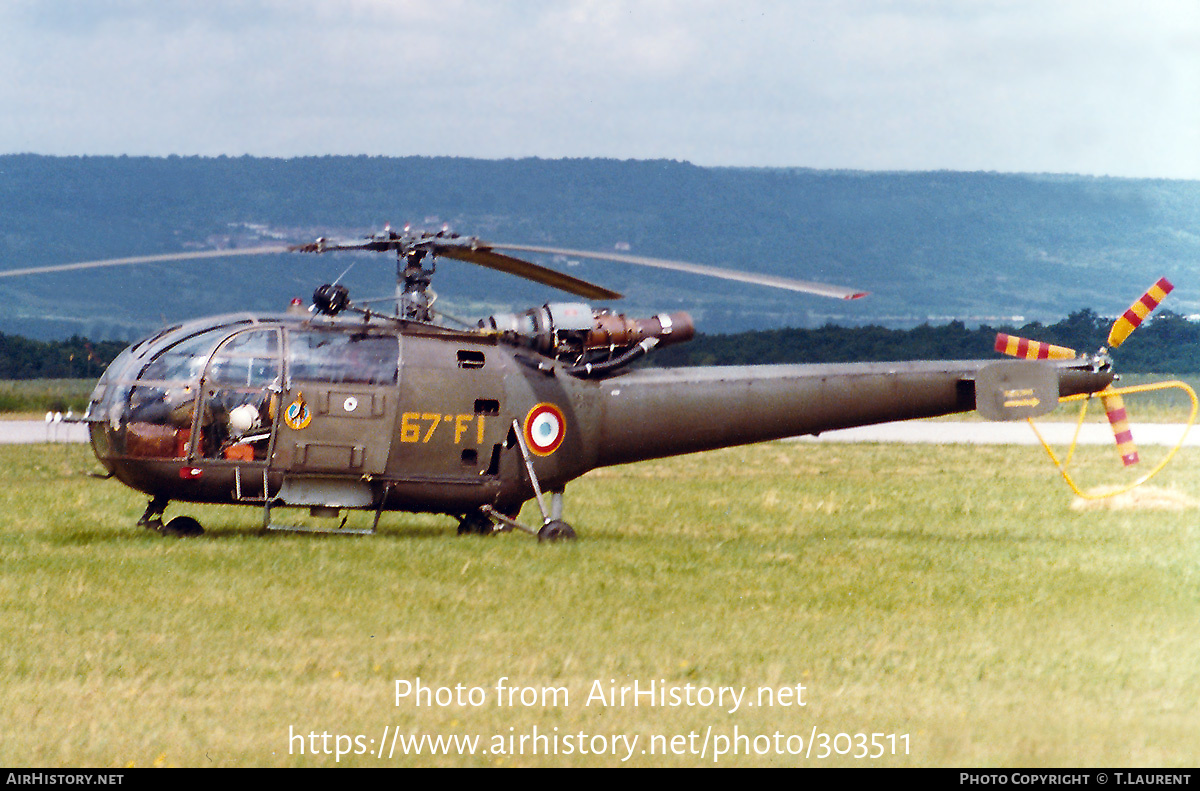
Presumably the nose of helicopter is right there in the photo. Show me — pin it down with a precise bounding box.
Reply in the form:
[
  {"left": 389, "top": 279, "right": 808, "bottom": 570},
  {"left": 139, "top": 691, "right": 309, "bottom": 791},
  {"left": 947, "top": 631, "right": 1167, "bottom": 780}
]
[{"left": 83, "top": 316, "right": 278, "bottom": 466}]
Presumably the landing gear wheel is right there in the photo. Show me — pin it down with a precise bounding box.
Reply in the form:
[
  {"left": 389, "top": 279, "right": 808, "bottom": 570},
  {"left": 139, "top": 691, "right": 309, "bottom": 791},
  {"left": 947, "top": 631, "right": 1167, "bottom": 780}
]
[
  {"left": 161, "top": 516, "right": 204, "bottom": 538},
  {"left": 537, "top": 519, "right": 576, "bottom": 543},
  {"left": 457, "top": 510, "right": 495, "bottom": 536}
]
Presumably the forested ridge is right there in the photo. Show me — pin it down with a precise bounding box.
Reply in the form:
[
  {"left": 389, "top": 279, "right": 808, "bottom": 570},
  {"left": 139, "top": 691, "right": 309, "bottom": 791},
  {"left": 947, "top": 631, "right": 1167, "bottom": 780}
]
[
  {"left": 2, "top": 154, "right": 1198, "bottom": 341},
  {"left": 654, "top": 309, "right": 1200, "bottom": 372},
  {"left": 654, "top": 310, "right": 1200, "bottom": 372},
  {"left": 0, "top": 334, "right": 125, "bottom": 379}
]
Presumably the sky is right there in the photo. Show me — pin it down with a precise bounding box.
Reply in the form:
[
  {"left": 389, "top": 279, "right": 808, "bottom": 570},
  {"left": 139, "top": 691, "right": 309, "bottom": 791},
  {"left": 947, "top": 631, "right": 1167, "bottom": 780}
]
[{"left": 1, "top": 0, "right": 1198, "bottom": 179}]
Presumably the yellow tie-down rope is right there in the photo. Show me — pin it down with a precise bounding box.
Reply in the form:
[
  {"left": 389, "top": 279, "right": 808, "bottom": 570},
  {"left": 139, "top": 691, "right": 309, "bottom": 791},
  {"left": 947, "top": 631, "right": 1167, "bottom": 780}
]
[{"left": 1026, "top": 380, "right": 1198, "bottom": 499}]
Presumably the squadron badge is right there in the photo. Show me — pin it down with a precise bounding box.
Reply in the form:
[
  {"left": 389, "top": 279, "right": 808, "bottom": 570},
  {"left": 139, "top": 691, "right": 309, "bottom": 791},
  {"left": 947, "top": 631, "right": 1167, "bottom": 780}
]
[{"left": 284, "top": 393, "right": 312, "bottom": 430}]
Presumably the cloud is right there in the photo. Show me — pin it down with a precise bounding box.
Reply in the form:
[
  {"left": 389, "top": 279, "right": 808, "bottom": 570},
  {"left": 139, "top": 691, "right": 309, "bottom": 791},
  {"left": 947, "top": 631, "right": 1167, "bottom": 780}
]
[{"left": 1, "top": 0, "right": 1197, "bottom": 178}]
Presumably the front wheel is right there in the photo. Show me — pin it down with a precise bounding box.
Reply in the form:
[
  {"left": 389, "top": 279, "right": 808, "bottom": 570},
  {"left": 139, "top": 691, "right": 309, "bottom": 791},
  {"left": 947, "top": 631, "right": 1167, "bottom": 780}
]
[{"left": 161, "top": 516, "right": 204, "bottom": 538}]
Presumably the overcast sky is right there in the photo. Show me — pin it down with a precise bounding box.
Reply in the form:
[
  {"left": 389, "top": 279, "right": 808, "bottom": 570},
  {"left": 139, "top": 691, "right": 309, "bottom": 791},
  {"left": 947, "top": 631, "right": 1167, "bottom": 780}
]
[{"left": 2, "top": 0, "right": 1197, "bottom": 179}]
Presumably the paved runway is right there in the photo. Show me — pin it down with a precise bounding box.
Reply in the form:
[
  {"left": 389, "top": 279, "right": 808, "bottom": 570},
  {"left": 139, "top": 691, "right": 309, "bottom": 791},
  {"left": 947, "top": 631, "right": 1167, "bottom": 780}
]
[
  {"left": 1, "top": 419, "right": 1195, "bottom": 446},
  {"left": 0, "top": 420, "right": 90, "bottom": 444}
]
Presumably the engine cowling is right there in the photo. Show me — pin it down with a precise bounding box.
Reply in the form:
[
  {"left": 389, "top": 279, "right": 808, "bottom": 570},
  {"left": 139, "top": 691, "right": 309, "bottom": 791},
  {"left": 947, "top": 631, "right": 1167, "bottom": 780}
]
[{"left": 480, "top": 303, "right": 694, "bottom": 373}]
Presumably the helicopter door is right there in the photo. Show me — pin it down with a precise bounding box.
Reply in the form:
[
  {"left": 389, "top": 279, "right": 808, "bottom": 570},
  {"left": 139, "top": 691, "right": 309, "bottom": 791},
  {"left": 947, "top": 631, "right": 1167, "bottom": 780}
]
[
  {"left": 196, "top": 328, "right": 282, "bottom": 466},
  {"left": 384, "top": 337, "right": 508, "bottom": 483},
  {"left": 275, "top": 329, "right": 400, "bottom": 476}
]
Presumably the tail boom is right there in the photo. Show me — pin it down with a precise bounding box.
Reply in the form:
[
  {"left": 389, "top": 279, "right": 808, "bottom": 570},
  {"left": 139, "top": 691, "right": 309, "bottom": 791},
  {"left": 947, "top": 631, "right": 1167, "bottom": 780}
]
[{"left": 590, "top": 359, "right": 1113, "bottom": 468}]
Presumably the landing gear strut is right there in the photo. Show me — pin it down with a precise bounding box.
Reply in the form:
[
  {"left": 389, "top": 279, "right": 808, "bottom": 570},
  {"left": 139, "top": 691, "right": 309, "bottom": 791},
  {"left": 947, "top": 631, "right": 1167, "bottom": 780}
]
[
  {"left": 505, "top": 418, "right": 578, "bottom": 542},
  {"left": 137, "top": 496, "right": 204, "bottom": 537},
  {"left": 457, "top": 509, "right": 496, "bottom": 536},
  {"left": 457, "top": 420, "right": 580, "bottom": 541},
  {"left": 137, "top": 496, "right": 167, "bottom": 532},
  {"left": 471, "top": 491, "right": 576, "bottom": 543}
]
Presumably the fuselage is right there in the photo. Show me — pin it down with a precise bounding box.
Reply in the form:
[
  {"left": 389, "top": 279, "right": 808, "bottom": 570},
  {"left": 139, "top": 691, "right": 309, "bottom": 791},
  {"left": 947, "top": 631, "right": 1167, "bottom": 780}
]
[{"left": 86, "top": 313, "right": 1114, "bottom": 518}]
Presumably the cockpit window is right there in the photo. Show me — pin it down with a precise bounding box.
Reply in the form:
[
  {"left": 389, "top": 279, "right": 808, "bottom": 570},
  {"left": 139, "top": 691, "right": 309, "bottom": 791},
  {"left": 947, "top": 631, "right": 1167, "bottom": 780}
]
[
  {"left": 137, "top": 327, "right": 231, "bottom": 383},
  {"left": 287, "top": 330, "right": 399, "bottom": 385},
  {"left": 206, "top": 329, "right": 281, "bottom": 387},
  {"left": 128, "top": 324, "right": 182, "bottom": 356}
]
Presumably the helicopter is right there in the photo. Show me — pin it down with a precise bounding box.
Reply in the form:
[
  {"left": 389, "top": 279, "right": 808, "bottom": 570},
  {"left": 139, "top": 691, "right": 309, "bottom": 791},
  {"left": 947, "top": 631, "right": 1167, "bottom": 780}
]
[{"left": 4, "top": 225, "right": 1168, "bottom": 541}]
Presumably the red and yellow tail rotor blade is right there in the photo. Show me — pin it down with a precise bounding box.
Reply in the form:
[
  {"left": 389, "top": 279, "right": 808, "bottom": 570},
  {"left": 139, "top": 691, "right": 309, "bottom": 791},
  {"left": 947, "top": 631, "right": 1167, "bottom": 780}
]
[
  {"left": 994, "top": 333, "right": 1077, "bottom": 360},
  {"left": 1108, "top": 277, "right": 1173, "bottom": 349},
  {"left": 1100, "top": 391, "right": 1139, "bottom": 466}
]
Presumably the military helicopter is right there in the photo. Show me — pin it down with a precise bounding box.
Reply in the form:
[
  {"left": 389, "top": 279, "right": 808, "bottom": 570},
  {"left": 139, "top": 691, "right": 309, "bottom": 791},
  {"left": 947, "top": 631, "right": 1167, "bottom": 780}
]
[{"left": 6, "top": 225, "right": 1166, "bottom": 540}]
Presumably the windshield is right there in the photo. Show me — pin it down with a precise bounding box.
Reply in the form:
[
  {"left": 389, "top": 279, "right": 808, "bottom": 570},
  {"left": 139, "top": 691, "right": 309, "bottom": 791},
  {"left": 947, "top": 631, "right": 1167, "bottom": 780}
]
[{"left": 89, "top": 319, "right": 274, "bottom": 460}]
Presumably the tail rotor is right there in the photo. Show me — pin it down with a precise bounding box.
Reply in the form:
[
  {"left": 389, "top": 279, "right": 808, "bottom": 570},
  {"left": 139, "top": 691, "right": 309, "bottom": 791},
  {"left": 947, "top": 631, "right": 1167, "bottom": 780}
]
[
  {"left": 1107, "top": 277, "right": 1173, "bottom": 349},
  {"left": 993, "top": 277, "right": 1174, "bottom": 468},
  {"left": 993, "top": 333, "right": 1076, "bottom": 360},
  {"left": 1099, "top": 391, "right": 1139, "bottom": 467}
]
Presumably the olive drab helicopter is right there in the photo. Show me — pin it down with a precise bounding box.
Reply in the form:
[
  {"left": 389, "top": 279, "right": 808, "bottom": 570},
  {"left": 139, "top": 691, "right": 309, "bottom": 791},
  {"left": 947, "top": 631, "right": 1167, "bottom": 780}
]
[{"left": 3, "top": 226, "right": 1180, "bottom": 540}]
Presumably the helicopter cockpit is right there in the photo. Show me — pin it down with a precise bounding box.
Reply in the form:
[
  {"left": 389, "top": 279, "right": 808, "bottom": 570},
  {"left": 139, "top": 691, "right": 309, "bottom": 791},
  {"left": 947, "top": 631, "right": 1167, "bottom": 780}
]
[
  {"left": 87, "top": 315, "right": 285, "bottom": 464},
  {"left": 86, "top": 311, "right": 401, "bottom": 464}
]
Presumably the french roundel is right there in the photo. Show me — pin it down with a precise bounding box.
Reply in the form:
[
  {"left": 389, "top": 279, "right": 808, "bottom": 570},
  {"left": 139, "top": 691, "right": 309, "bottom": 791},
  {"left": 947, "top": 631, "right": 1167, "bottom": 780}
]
[{"left": 524, "top": 403, "right": 566, "bottom": 456}]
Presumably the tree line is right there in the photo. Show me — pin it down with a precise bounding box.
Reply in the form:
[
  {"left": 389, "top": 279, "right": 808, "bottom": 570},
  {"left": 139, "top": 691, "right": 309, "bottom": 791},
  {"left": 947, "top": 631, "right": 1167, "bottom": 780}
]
[
  {"left": 0, "top": 334, "right": 126, "bottom": 380},
  {"left": 651, "top": 310, "right": 1200, "bottom": 373},
  {"left": 1, "top": 309, "right": 1196, "bottom": 381}
]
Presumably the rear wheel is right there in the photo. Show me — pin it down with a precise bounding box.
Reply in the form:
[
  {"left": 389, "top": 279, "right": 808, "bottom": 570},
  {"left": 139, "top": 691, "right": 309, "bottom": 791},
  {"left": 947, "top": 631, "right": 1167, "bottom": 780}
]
[{"left": 537, "top": 520, "right": 576, "bottom": 543}]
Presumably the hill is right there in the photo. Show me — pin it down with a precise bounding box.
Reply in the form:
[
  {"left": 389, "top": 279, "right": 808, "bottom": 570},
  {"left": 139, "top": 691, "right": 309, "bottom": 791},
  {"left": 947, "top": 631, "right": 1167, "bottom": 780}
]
[{"left": 0, "top": 155, "right": 1198, "bottom": 339}]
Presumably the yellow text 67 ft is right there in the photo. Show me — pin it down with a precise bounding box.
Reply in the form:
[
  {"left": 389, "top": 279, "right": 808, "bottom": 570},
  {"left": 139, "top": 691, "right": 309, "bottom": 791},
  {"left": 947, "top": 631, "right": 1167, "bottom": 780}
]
[{"left": 399, "top": 412, "right": 486, "bottom": 444}]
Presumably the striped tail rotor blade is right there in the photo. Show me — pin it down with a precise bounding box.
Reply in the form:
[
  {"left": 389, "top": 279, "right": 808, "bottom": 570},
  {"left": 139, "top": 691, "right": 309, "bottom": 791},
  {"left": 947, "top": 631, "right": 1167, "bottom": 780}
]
[
  {"left": 994, "top": 333, "right": 1077, "bottom": 360},
  {"left": 1100, "top": 392, "right": 1139, "bottom": 466},
  {"left": 1108, "top": 277, "right": 1174, "bottom": 348}
]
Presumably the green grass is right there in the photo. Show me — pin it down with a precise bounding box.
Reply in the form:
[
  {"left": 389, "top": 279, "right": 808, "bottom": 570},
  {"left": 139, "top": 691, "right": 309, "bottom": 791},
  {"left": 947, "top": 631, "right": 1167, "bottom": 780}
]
[
  {"left": 1, "top": 442, "right": 1198, "bottom": 767},
  {"left": 1096, "top": 374, "right": 1200, "bottom": 421},
  {"left": 0, "top": 379, "right": 96, "bottom": 416}
]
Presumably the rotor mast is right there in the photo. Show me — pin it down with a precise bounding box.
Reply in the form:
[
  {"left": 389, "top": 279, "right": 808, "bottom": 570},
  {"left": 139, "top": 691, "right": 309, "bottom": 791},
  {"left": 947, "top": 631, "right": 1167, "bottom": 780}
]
[{"left": 398, "top": 244, "right": 437, "bottom": 321}]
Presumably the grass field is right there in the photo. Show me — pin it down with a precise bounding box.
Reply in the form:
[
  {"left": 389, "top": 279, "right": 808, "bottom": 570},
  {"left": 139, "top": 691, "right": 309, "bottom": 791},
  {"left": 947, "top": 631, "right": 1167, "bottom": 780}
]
[
  {"left": 0, "top": 379, "right": 97, "bottom": 417},
  {"left": 1, "top": 440, "right": 1198, "bottom": 767}
]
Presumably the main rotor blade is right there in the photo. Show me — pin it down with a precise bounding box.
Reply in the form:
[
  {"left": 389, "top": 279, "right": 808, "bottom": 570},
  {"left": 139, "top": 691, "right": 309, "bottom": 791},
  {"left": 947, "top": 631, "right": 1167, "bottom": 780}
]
[
  {"left": 0, "top": 246, "right": 291, "bottom": 278},
  {"left": 6, "top": 233, "right": 868, "bottom": 303},
  {"left": 433, "top": 244, "right": 622, "bottom": 300},
  {"left": 289, "top": 234, "right": 624, "bottom": 300},
  {"left": 485, "top": 243, "right": 869, "bottom": 301}
]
